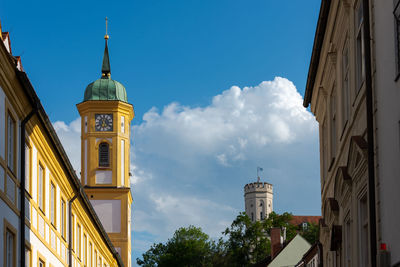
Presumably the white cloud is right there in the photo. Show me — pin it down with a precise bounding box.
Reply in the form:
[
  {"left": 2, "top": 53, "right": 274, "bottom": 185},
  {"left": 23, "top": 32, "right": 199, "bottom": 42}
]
[
  {"left": 53, "top": 117, "right": 81, "bottom": 176},
  {"left": 53, "top": 77, "right": 320, "bottom": 258}
]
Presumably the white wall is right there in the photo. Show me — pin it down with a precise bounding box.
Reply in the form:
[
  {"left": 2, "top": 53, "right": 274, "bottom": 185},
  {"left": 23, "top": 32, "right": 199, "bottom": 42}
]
[
  {"left": 374, "top": 0, "right": 400, "bottom": 264},
  {"left": 90, "top": 199, "right": 121, "bottom": 233},
  {"left": 0, "top": 86, "right": 5, "bottom": 160}
]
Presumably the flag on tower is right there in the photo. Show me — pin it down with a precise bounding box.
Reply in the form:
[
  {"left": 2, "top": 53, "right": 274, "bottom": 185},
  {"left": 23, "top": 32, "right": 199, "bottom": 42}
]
[{"left": 257, "top": 167, "right": 263, "bottom": 183}]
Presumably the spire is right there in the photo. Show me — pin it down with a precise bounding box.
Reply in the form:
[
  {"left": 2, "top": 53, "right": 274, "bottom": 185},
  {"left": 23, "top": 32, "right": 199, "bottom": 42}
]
[{"left": 102, "top": 17, "right": 111, "bottom": 77}]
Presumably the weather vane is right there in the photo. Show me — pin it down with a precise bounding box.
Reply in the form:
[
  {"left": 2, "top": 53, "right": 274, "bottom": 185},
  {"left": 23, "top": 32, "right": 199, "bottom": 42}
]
[{"left": 105, "top": 17, "right": 109, "bottom": 40}]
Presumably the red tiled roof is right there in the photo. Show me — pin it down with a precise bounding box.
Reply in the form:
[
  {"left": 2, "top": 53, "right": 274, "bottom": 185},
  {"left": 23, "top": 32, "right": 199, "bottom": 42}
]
[{"left": 290, "top": 215, "right": 321, "bottom": 225}]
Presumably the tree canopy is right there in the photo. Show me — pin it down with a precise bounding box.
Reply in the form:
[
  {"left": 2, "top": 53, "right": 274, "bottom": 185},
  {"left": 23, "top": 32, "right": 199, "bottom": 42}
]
[{"left": 137, "top": 212, "right": 319, "bottom": 267}]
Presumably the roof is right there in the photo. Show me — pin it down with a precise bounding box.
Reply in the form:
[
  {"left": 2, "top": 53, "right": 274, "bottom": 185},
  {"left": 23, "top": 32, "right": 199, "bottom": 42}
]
[
  {"left": 268, "top": 235, "right": 311, "bottom": 267},
  {"left": 83, "top": 38, "right": 127, "bottom": 102},
  {"left": 290, "top": 215, "right": 322, "bottom": 226},
  {"left": 303, "top": 0, "right": 332, "bottom": 107}
]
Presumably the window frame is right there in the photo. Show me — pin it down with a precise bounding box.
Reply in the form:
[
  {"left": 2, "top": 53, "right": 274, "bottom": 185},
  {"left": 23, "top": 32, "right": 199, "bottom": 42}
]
[
  {"left": 24, "top": 141, "right": 32, "bottom": 195},
  {"left": 4, "top": 220, "right": 17, "bottom": 267},
  {"left": 341, "top": 40, "right": 350, "bottom": 134},
  {"left": 37, "top": 252, "right": 46, "bottom": 267},
  {"left": 330, "top": 89, "right": 337, "bottom": 162},
  {"left": 89, "top": 242, "right": 93, "bottom": 267},
  {"left": 38, "top": 162, "right": 45, "bottom": 214},
  {"left": 98, "top": 142, "right": 110, "bottom": 168},
  {"left": 72, "top": 214, "right": 75, "bottom": 252},
  {"left": 77, "top": 223, "right": 81, "bottom": 260},
  {"left": 61, "top": 198, "right": 66, "bottom": 240},
  {"left": 25, "top": 244, "right": 32, "bottom": 267},
  {"left": 84, "top": 233, "right": 87, "bottom": 266},
  {"left": 355, "top": 0, "right": 365, "bottom": 91},
  {"left": 50, "top": 181, "right": 56, "bottom": 227},
  {"left": 6, "top": 112, "right": 17, "bottom": 175},
  {"left": 358, "top": 192, "right": 369, "bottom": 267}
]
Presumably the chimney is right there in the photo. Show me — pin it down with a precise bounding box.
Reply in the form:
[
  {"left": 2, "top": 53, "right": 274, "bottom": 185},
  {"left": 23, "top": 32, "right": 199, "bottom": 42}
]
[{"left": 271, "top": 227, "right": 281, "bottom": 259}]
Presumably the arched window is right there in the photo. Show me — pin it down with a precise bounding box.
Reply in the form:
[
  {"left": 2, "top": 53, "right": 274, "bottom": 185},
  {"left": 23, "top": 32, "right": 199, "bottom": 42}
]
[{"left": 99, "top": 142, "right": 110, "bottom": 167}]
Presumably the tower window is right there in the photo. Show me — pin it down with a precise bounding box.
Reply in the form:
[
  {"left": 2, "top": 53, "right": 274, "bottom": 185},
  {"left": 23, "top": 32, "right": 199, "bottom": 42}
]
[{"left": 99, "top": 142, "right": 110, "bottom": 167}]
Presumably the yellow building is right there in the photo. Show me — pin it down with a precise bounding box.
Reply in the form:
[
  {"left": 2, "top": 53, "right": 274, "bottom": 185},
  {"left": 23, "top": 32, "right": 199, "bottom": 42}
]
[
  {"left": 77, "top": 33, "right": 134, "bottom": 267},
  {"left": 0, "top": 21, "right": 123, "bottom": 266}
]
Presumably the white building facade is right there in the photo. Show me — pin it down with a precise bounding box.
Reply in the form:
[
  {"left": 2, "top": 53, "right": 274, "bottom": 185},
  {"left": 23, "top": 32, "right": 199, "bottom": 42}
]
[
  {"left": 244, "top": 181, "right": 273, "bottom": 222},
  {"left": 304, "top": 0, "right": 400, "bottom": 266}
]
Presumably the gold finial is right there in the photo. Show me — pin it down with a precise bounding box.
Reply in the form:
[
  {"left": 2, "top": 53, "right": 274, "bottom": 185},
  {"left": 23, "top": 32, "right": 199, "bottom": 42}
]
[{"left": 104, "top": 17, "right": 109, "bottom": 40}]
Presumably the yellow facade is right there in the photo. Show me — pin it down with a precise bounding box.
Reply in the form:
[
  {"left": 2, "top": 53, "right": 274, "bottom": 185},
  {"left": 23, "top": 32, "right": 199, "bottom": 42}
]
[
  {"left": 77, "top": 95, "right": 134, "bottom": 267},
  {"left": 0, "top": 21, "right": 123, "bottom": 266}
]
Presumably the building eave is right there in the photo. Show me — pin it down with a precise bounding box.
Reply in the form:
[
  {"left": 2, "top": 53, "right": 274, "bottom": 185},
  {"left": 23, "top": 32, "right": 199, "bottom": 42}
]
[{"left": 303, "top": 0, "right": 332, "bottom": 108}]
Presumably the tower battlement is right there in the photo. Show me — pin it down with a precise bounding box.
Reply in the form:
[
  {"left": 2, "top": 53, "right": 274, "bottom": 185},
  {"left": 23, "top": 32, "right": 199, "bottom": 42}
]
[
  {"left": 244, "top": 182, "right": 273, "bottom": 194},
  {"left": 244, "top": 180, "right": 273, "bottom": 222}
]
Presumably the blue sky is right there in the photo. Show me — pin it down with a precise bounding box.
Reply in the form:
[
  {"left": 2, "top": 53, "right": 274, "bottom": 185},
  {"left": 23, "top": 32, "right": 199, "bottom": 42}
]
[{"left": 1, "top": 0, "right": 322, "bottom": 265}]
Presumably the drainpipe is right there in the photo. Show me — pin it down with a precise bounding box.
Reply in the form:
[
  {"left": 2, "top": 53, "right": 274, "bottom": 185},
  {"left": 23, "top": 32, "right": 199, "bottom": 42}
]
[
  {"left": 20, "top": 108, "right": 37, "bottom": 267},
  {"left": 68, "top": 193, "right": 78, "bottom": 267},
  {"left": 362, "top": 0, "right": 377, "bottom": 266}
]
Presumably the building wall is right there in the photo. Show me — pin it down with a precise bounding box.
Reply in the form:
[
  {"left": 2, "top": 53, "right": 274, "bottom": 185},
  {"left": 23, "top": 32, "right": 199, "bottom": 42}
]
[
  {"left": 244, "top": 182, "right": 273, "bottom": 222},
  {"left": 306, "top": 0, "right": 374, "bottom": 266},
  {"left": 373, "top": 0, "right": 400, "bottom": 264},
  {"left": 0, "top": 26, "right": 121, "bottom": 266}
]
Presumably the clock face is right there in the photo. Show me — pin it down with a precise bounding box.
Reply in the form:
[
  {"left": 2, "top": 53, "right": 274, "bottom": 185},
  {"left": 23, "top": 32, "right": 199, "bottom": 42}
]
[{"left": 95, "top": 114, "right": 113, "bottom": 131}]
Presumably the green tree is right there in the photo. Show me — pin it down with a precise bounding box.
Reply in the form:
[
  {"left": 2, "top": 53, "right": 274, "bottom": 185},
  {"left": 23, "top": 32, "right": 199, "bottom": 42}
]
[
  {"left": 136, "top": 225, "right": 223, "bottom": 267},
  {"left": 299, "top": 222, "right": 319, "bottom": 245},
  {"left": 222, "top": 212, "right": 270, "bottom": 266},
  {"left": 262, "top": 211, "right": 297, "bottom": 241}
]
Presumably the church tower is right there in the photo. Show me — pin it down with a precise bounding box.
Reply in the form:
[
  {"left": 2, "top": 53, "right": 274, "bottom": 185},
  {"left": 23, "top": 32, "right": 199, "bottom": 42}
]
[
  {"left": 244, "top": 180, "right": 273, "bottom": 222},
  {"left": 77, "top": 29, "right": 134, "bottom": 267}
]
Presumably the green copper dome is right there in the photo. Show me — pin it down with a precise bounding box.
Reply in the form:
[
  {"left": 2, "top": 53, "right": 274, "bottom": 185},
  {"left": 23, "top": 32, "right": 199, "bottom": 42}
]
[
  {"left": 83, "top": 38, "right": 128, "bottom": 102},
  {"left": 84, "top": 77, "right": 127, "bottom": 102}
]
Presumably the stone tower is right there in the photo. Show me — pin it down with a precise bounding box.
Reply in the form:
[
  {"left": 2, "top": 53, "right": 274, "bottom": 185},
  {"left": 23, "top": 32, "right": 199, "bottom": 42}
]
[
  {"left": 77, "top": 32, "right": 134, "bottom": 266},
  {"left": 244, "top": 181, "right": 273, "bottom": 222}
]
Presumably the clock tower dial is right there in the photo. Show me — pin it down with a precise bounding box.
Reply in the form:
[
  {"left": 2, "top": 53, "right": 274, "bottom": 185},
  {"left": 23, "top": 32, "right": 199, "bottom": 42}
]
[{"left": 95, "top": 114, "right": 113, "bottom": 131}]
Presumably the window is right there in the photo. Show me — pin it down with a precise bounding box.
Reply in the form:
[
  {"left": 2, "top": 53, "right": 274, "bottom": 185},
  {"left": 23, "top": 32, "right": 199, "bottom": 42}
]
[
  {"left": 394, "top": 1, "right": 400, "bottom": 79},
  {"left": 38, "top": 259, "right": 45, "bottom": 267},
  {"left": 344, "top": 216, "right": 351, "bottom": 266},
  {"left": 251, "top": 212, "right": 254, "bottom": 222},
  {"left": 38, "top": 164, "right": 45, "bottom": 212},
  {"left": 302, "top": 222, "right": 309, "bottom": 231},
  {"left": 25, "top": 143, "right": 31, "bottom": 193},
  {"left": 5, "top": 228, "right": 15, "bottom": 267},
  {"left": 7, "top": 113, "right": 16, "bottom": 173},
  {"left": 84, "top": 234, "right": 87, "bottom": 265},
  {"left": 359, "top": 194, "right": 369, "bottom": 266},
  {"left": 25, "top": 246, "right": 31, "bottom": 267},
  {"left": 342, "top": 44, "right": 350, "bottom": 125},
  {"left": 355, "top": 1, "right": 365, "bottom": 90},
  {"left": 330, "top": 92, "right": 337, "bottom": 160},
  {"left": 72, "top": 214, "right": 75, "bottom": 251},
  {"left": 99, "top": 143, "right": 110, "bottom": 167},
  {"left": 321, "top": 121, "right": 328, "bottom": 182},
  {"left": 260, "top": 212, "right": 263, "bottom": 220},
  {"left": 77, "top": 224, "right": 81, "bottom": 259},
  {"left": 61, "top": 199, "right": 66, "bottom": 239},
  {"left": 89, "top": 242, "right": 93, "bottom": 267},
  {"left": 50, "top": 182, "right": 56, "bottom": 226}
]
